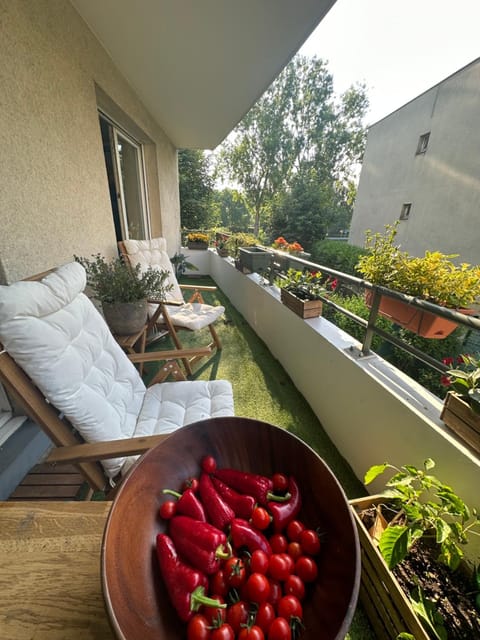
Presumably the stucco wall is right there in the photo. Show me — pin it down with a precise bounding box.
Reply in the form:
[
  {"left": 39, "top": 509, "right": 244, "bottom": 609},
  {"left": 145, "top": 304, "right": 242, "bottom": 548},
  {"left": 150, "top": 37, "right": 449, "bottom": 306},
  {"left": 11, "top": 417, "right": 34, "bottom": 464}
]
[
  {"left": 0, "top": 0, "right": 180, "bottom": 283},
  {"left": 349, "top": 59, "right": 480, "bottom": 265}
]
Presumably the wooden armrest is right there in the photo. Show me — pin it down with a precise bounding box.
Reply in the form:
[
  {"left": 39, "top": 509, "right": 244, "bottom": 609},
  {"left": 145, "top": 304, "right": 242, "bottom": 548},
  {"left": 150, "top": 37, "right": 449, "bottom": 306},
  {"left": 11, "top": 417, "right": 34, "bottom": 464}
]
[
  {"left": 180, "top": 284, "right": 217, "bottom": 292},
  {"left": 45, "top": 434, "right": 171, "bottom": 464},
  {"left": 127, "top": 346, "right": 211, "bottom": 364},
  {"left": 148, "top": 297, "right": 184, "bottom": 307}
]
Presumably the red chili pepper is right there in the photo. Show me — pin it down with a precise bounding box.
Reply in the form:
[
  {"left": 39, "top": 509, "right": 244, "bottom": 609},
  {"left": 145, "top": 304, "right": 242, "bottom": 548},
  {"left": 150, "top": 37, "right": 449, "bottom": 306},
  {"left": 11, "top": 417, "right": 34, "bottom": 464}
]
[
  {"left": 268, "top": 476, "right": 302, "bottom": 533},
  {"left": 230, "top": 518, "right": 272, "bottom": 556},
  {"left": 211, "top": 476, "right": 256, "bottom": 519},
  {"left": 199, "top": 472, "right": 236, "bottom": 530},
  {"left": 162, "top": 487, "right": 207, "bottom": 522},
  {"left": 169, "top": 515, "right": 231, "bottom": 575},
  {"left": 156, "top": 533, "right": 226, "bottom": 622},
  {"left": 213, "top": 468, "right": 290, "bottom": 505}
]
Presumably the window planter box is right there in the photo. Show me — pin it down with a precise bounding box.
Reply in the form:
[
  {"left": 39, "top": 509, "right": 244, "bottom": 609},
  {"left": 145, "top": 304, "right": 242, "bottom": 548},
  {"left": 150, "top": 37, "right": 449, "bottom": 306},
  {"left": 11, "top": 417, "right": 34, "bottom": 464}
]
[
  {"left": 187, "top": 241, "right": 209, "bottom": 250},
  {"left": 238, "top": 246, "right": 272, "bottom": 273},
  {"left": 349, "top": 496, "right": 429, "bottom": 640},
  {"left": 280, "top": 288, "right": 322, "bottom": 319},
  {"left": 441, "top": 392, "right": 480, "bottom": 454},
  {"left": 365, "top": 290, "right": 461, "bottom": 339}
]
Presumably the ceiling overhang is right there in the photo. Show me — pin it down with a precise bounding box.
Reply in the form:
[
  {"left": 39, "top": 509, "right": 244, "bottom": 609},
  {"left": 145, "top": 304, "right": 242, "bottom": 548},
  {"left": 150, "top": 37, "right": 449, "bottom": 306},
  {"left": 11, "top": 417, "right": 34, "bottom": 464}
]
[{"left": 70, "top": 0, "right": 336, "bottom": 149}]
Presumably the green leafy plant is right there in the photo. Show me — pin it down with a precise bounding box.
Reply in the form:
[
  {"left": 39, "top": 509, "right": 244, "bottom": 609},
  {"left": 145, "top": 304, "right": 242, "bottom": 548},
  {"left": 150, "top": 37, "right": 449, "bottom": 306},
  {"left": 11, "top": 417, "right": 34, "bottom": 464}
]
[
  {"left": 277, "top": 268, "right": 325, "bottom": 301},
  {"left": 364, "top": 458, "right": 480, "bottom": 571},
  {"left": 74, "top": 254, "right": 172, "bottom": 304},
  {"left": 356, "top": 222, "right": 480, "bottom": 308},
  {"left": 170, "top": 252, "right": 199, "bottom": 279},
  {"left": 444, "top": 354, "right": 480, "bottom": 414},
  {"left": 224, "top": 232, "right": 259, "bottom": 259}
]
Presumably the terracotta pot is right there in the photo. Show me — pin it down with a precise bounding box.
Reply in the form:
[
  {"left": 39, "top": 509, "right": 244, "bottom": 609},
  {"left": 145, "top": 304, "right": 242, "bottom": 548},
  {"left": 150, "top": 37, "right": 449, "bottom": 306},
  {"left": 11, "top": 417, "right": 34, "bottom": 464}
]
[
  {"left": 365, "top": 290, "right": 466, "bottom": 339},
  {"left": 102, "top": 299, "right": 148, "bottom": 335},
  {"left": 281, "top": 288, "right": 323, "bottom": 319},
  {"left": 441, "top": 392, "right": 480, "bottom": 454}
]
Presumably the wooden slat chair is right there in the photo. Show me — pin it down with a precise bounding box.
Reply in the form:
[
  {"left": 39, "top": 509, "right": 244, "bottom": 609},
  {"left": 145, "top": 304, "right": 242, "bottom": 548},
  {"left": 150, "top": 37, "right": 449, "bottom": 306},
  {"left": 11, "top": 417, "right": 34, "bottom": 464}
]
[
  {"left": 119, "top": 238, "right": 224, "bottom": 375},
  {"left": 0, "top": 262, "right": 234, "bottom": 495}
]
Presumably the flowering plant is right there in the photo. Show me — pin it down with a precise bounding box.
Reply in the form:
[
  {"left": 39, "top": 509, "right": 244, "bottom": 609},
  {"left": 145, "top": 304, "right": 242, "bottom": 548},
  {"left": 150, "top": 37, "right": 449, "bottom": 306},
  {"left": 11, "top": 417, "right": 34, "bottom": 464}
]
[
  {"left": 187, "top": 232, "right": 209, "bottom": 244},
  {"left": 278, "top": 268, "right": 325, "bottom": 301},
  {"left": 442, "top": 354, "right": 480, "bottom": 413},
  {"left": 272, "top": 237, "right": 304, "bottom": 255}
]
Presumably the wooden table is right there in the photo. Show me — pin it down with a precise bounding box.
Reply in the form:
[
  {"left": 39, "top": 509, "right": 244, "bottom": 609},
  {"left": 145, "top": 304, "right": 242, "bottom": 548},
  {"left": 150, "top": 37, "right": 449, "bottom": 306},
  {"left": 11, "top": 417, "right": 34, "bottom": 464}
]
[
  {"left": 0, "top": 501, "right": 115, "bottom": 640},
  {"left": 114, "top": 325, "right": 148, "bottom": 375}
]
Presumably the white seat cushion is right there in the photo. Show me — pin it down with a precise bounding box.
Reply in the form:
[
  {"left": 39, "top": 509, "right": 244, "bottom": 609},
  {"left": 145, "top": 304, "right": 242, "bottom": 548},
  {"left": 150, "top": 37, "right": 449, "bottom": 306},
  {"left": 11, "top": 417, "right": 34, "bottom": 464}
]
[{"left": 163, "top": 302, "right": 224, "bottom": 331}]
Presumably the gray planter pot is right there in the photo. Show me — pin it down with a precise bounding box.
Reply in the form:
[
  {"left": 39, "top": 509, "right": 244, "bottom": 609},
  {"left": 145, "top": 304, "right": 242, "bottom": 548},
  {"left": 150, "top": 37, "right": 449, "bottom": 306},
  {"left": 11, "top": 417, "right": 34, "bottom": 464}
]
[
  {"left": 239, "top": 246, "right": 272, "bottom": 273},
  {"left": 102, "top": 299, "right": 148, "bottom": 335}
]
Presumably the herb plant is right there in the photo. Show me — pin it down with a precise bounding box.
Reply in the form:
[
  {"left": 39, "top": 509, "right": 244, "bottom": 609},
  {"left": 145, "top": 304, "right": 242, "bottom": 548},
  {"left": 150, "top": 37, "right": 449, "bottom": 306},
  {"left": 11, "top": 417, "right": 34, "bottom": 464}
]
[
  {"left": 277, "top": 268, "right": 325, "bottom": 301},
  {"left": 445, "top": 354, "right": 480, "bottom": 414}
]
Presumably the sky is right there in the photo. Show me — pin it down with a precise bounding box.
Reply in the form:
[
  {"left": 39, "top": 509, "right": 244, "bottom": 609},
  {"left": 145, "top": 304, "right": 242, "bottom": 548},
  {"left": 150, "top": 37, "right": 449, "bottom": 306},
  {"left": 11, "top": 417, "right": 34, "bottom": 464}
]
[{"left": 299, "top": 0, "right": 480, "bottom": 126}]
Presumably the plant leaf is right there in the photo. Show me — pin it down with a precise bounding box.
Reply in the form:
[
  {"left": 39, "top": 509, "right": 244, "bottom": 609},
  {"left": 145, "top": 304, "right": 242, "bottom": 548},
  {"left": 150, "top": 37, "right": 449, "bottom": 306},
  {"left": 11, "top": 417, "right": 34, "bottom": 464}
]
[
  {"left": 424, "top": 458, "right": 435, "bottom": 471},
  {"left": 364, "top": 463, "right": 389, "bottom": 485},
  {"left": 409, "top": 586, "right": 447, "bottom": 640},
  {"left": 378, "top": 525, "right": 410, "bottom": 569},
  {"left": 435, "top": 518, "right": 451, "bottom": 544}
]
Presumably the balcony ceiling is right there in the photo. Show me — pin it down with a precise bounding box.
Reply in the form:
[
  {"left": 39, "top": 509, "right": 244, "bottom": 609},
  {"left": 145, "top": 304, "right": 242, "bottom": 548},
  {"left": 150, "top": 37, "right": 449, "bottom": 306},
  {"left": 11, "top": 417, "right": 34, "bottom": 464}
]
[{"left": 70, "top": 0, "right": 336, "bottom": 149}]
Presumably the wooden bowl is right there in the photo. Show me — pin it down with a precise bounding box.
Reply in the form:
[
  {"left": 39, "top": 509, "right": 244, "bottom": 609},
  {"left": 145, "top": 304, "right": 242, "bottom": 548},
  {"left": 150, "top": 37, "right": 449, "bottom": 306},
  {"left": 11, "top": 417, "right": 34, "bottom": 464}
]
[{"left": 102, "top": 417, "right": 360, "bottom": 639}]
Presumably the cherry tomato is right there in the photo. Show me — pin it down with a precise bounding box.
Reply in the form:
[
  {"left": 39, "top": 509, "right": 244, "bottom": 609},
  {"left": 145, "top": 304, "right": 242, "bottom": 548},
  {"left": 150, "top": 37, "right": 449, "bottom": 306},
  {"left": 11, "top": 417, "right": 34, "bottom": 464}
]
[
  {"left": 268, "top": 553, "right": 292, "bottom": 582},
  {"left": 255, "top": 602, "right": 275, "bottom": 634},
  {"left": 182, "top": 477, "right": 199, "bottom": 493},
  {"left": 283, "top": 574, "right": 306, "bottom": 601},
  {"left": 268, "top": 617, "right": 291, "bottom": 640},
  {"left": 187, "top": 614, "right": 210, "bottom": 640},
  {"left": 251, "top": 506, "right": 271, "bottom": 530},
  {"left": 269, "top": 533, "right": 288, "bottom": 554},
  {"left": 201, "top": 455, "right": 217, "bottom": 474},
  {"left": 287, "top": 541, "right": 302, "bottom": 561},
  {"left": 295, "top": 556, "right": 318, "bottom": 583},
  {"left": 272, "top": 473, "right": 289, "bottom": 492},
  {"left": 158, "top": 500, "right": 176, "bottom": 519},
  {"left": 286, "top": 520, "right": 305, "bottom": 542},
  {"left": 201, "top": 595, "right": 226, "bottom": 626},
  {"left": 226, "top": 600, "right": 249, "bottom": 634},
  {"left": 250, "top": 549, "right": 270, "bottom": 575},
  {"left": 277, "top": 594, "right": 303, "bottom": 621},
  {"left": 210, "top": 569, "right": 229, "bottom": 598},
  {"left": 224, "top": 557, "right": 247, "bottom": 589},
  {"left": 210, "top": 623, "right": 234, "bottom": 640},
  {"left": 238, "top": 625, "right": 265, "bottom": 640},
  {"left": 299, "top": 529, "right": 321, "bottom": 556},
  {"left": 266, "top": 578, "right": 282, "bottom": 607},
  {"left": 245, "top": 572, "right": 271, "bottom": 603}
]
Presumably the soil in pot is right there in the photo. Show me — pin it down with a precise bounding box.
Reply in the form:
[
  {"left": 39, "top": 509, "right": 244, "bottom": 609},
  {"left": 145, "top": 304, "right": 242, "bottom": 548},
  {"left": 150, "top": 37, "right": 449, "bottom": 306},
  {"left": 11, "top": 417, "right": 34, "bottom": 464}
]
[{"left": 360, "top": 506, "right": 480, "bottom": 639}]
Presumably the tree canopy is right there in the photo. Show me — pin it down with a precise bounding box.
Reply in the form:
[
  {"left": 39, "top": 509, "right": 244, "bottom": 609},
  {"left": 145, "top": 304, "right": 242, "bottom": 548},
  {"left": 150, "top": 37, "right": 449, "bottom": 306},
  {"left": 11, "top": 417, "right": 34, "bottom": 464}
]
[
  {"left": 216, "top": 55, "right": 369, "bottom": 245},
  {"left": 178, "top": 149, "right": 214, "bottom": 229}
]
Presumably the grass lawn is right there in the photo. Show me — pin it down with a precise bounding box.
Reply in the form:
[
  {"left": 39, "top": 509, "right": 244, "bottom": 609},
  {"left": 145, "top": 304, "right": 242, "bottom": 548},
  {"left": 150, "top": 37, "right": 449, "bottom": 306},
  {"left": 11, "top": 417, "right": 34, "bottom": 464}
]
[{"left": 143, "top": 276, "right": 375, "bottom": 639}]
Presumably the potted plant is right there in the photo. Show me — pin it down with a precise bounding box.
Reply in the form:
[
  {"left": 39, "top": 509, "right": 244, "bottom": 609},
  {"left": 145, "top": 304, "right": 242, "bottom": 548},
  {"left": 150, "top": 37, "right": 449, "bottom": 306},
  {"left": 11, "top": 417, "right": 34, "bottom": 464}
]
[
  {"left": 223, "top": 232, "right": 259, "bottom": 270},
  {"left": 271, "top": 237, "right": 311, "bottom": 271},
  {"left": 215, "top": 237, "right": 229, "bottom": 258},
  {"left": 170, "top": 252, "right": 199, "bottom": 278},
  {"left": 278, "top": 268, "right": 325, "bottom": 318},
  {"left": 75, "top": 253, "right": 172, "bottom": 335},
  {"left": 186, "top": 232, "right": 209, "bottom": 250},
  {"left": 441, "top": 354, "right": 480, "bottom": 454},
  {"left": 356, "top": 223, "right": 480, "bottom": 339},
  {"left": 350, "top": 459, "right": 480, "bottom": 639}
]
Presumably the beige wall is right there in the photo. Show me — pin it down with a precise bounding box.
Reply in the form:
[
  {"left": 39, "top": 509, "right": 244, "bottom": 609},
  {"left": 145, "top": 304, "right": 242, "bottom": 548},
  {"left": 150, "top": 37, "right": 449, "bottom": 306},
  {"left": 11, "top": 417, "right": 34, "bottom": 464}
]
[
  {"left": 0, "top": 0, "right": 180, "bottom": 283},
  {"left": 349, "top": 59, "right": 480, "bottom": 265}
]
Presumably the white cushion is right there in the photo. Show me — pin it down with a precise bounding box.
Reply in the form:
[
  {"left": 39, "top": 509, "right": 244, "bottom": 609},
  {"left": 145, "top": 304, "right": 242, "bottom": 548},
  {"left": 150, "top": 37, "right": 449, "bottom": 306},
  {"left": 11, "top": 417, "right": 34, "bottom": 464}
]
[
  {"left": 162, "top": 302, "right": 225, "bottom": 331},
  {"left": 0, "top": 263, "right": 147, "bottom": 479}
]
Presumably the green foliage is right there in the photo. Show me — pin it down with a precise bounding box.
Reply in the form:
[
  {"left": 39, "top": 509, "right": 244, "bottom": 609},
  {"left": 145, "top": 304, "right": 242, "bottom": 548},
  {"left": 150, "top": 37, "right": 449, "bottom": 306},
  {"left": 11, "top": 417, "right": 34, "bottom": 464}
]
[
  {"left": 409, "top": 586, "right": 447, "bottom": 640},
  {"left": 224, "top": 232, "right": 259, "bottom": 258},
  {"left": 311, "top": 240, "right": 367, "bottom": 276},
  {"left": 445, "top": 354, "right": 480, "bottom": 413},
  {"left": 356, "top": 222, "right": 480, "bottom": 308},
  {"left": 74, "top": 254, "right": 172, "bottom": 304},
  {"left": 364, "top": 459, "right": 480, "bottom": 571},
  {"left": 211, "top": 188, "right": 251, "bottom": 231},
  {"left": 217, "top": 55, "right": 368, "bottom": 236},
  {"left": 178, "top": 150, "right": 214, "bottom": 229},
  {"left": 170, "top": 253, "right": 198, "bottom": 279},
  {"left": 277, "top": 268, "right": 325, "bottom": 301}
]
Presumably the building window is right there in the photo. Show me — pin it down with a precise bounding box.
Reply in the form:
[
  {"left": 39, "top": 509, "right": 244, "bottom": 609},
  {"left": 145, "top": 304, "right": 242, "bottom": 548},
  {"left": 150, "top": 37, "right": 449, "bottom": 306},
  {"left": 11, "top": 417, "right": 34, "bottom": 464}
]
[
  {"left": 400, "top": 203, "right": 412, "bottom": 220},
  {"left": 416, "top": 132, "right": 430, "bottom": 154}
]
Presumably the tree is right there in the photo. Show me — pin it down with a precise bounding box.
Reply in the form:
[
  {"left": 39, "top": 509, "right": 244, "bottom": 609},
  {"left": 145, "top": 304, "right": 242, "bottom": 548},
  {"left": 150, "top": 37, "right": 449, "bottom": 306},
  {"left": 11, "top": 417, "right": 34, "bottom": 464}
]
[
  {"left": 178, "top": 149, "right": 214, "bottom": 229},
  {"left": 211, "top": 188, "right": 251, "bottom": 231},
  {"left": 216, "top": 55, "right": 368, "bottom": 237}
]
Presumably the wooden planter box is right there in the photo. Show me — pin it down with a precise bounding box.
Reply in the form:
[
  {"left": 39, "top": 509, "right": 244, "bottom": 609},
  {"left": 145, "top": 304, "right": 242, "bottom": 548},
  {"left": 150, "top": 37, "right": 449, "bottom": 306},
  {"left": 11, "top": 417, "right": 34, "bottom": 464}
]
[
  {"left": 441, "top": 392, "right": 480, "bottom": 454},
  {"left": 238, "top": 246, "right": 272, "bottom": 273},
  {"left": 280, "top": 288, "right": 322, "bottom": 319},
  {"left": 365, "top": 290, "right": 460, "bottom": 339},
  {"left": 187, "top": 241, "right": 209, "bottom": 250},
  {"left": 349, "top": 496, "right": 429, "bottom": 640}
]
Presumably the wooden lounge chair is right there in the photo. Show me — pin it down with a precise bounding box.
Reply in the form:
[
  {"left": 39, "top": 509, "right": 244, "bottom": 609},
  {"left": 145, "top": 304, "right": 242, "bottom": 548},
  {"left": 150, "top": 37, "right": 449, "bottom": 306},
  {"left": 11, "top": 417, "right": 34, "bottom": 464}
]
[
  {"left": 119, "top": 237, "right": 224, "bottom": 375},
  {"left": 0, "top": 262, "right": 234, "bottom": 494}
]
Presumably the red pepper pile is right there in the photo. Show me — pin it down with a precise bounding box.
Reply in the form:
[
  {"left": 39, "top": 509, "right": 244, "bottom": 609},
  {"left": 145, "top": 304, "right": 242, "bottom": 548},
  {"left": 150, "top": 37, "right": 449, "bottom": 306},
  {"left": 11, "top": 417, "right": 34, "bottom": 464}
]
[{"left": 155, "top": 456, "right": 322, "bottom": 640}]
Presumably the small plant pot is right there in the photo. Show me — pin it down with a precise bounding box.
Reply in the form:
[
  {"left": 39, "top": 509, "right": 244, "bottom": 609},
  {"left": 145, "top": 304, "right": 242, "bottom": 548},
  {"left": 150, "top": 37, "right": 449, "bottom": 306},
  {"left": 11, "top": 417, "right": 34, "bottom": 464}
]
[
  {"left": 216, "top": 248, "right": 229, "bottom": 257},
  {"left": 187, "top": 241, "right": 209, "bottom": 250},
  {"left": 280, "top": 288, "right": 323, "bottom": 319},
  {"left": 102, "top": 299, "right": 148, "bottom": 335},
  {"left": 441, "top": 392, "right": 480, "bottom": 454}
]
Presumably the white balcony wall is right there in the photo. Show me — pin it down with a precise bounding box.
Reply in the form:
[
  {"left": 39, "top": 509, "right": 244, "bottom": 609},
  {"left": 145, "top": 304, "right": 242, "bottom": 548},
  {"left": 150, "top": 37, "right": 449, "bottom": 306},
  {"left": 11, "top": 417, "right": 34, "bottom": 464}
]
[{"left": 188, "top": 250, "right": 480, "bottom": 559}]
